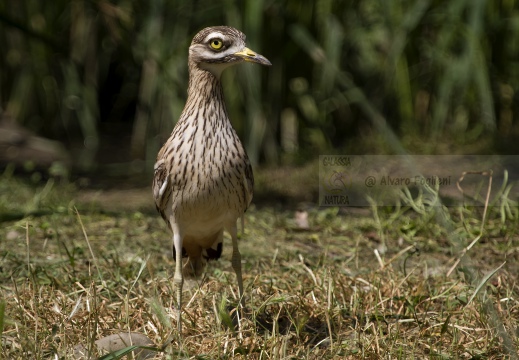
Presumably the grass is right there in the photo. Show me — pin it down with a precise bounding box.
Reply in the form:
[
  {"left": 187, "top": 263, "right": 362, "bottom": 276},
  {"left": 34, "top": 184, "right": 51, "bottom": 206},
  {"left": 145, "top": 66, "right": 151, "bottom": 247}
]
[{"left": 0, "top": 171, "right": 518, "bottom": 359}]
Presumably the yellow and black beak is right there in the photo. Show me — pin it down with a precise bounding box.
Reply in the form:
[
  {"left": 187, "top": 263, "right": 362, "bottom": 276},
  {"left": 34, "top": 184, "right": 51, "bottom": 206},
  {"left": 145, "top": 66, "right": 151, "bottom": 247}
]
[{"left": 234, "top": 47, "right": 272, "bottom": 66}]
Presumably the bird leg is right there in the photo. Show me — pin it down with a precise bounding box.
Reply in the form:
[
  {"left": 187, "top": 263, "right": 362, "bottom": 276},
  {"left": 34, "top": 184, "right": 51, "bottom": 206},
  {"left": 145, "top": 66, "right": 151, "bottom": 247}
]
[
  {"left": 229, "top": 223, "right": 244, "bottom": 309},
  {"left": 172, "top": 224, "right": 184, "bottom": 333}
]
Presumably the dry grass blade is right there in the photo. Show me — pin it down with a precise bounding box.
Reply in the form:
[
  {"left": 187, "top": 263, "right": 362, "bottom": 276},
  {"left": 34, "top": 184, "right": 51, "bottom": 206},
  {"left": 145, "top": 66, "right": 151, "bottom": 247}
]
[
  {"left": 447, "top": 170, "right": 493, "bottom": 277},
  {"left": 379, "top": 244, "right": 416, "bottom": 270},
  {"left": 0, "top": 299, "right": 5, "bottom": 355},
  {"left": 466, "top": 261, "right": 506, "bottom": 307},
  {"left": 456, "top": 170, "right": 493, "bottom": 233},
  {"left": 74, "top": 206, "right": 104, "bottom": 284}
]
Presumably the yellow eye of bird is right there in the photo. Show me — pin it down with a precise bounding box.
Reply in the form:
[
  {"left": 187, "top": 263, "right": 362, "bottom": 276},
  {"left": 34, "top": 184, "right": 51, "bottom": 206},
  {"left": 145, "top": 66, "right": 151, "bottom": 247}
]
[{"left": 210, "top": 39, "right": 223, "bottom": 50}]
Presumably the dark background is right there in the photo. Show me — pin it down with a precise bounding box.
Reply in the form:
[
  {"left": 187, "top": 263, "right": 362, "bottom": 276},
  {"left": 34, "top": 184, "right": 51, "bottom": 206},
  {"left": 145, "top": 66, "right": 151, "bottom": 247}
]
[{"left": 1, "top": 0, "right": 519, "bottom": 181}]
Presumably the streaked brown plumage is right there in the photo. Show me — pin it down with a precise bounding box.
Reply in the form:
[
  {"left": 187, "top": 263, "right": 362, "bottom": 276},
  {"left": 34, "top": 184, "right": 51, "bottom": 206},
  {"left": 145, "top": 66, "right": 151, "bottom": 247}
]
[{"left": 152, "top": 26, "right": 271, "bottom": 332}]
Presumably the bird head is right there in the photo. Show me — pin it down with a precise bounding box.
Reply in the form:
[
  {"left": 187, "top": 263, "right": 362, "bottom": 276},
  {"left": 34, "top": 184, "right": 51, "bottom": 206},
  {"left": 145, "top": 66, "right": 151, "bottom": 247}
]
[{"left": 189, "top": 26, "right": 271, "bottom": 78}]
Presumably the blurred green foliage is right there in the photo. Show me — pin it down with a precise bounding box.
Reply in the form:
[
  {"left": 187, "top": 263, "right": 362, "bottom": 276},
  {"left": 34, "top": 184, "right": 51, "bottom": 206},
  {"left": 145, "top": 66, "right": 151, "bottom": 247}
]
[{"left": 1, "top": 0, "right": 519, "bottom": 173}]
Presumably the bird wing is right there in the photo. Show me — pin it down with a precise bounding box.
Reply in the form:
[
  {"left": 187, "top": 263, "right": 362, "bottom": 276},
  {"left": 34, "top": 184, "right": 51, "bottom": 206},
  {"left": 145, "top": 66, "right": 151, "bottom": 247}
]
[{"left": 153, "top": 157, "right": 171, "bottom": 224}]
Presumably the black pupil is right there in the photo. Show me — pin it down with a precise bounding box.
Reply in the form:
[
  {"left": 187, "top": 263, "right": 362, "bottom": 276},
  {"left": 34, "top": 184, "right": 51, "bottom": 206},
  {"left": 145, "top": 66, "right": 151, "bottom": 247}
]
[{"left": 213, "top": 41, "right": 220, "bottom": 46}]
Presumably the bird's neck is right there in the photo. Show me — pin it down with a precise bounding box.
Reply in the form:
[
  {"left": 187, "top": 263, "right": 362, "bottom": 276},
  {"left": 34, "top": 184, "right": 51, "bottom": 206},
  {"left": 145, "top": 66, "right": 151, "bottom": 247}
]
[
  {"left": 185, "top": 63, "right": 225, "bottom": 109},
  {"left": 178, "top": 63, "right": 230, "bottom": 129}
]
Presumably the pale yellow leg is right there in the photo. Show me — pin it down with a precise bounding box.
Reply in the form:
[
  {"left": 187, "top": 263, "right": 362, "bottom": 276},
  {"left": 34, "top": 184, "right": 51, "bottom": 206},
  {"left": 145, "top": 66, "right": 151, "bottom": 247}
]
[
  {"left": 229, "top": 223, "right": 244, "bottom": 308},
  {"left": 172, "top": 224, "right": 184, "bottom": 333}
]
